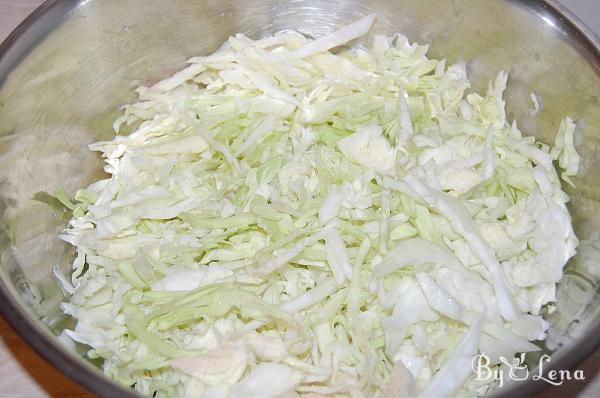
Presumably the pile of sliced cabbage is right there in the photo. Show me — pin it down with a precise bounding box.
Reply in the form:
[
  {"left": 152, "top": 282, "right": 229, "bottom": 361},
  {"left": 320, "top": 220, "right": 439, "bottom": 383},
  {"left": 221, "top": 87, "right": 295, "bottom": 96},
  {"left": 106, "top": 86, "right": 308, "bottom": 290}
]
[{"left": 56, "top": 14, "right": 580, "bottom": 398}]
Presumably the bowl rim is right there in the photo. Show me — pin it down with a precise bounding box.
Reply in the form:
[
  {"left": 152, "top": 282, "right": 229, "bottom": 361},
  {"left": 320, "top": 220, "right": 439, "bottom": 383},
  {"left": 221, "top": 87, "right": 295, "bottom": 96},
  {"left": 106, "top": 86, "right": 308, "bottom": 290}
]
[{"left": 0, "top": 1, "right": 599, "bottom": 397}]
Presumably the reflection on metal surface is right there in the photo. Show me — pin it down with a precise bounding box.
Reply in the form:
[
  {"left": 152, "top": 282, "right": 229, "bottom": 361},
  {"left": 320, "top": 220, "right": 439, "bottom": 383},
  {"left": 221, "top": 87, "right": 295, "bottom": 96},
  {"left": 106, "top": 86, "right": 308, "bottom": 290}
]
[
  {"left": 0, "top": 0, "right": 599, "bottom": 397},
  {"left": 542, "top": 15, "right": 558, "bottom": 29}
]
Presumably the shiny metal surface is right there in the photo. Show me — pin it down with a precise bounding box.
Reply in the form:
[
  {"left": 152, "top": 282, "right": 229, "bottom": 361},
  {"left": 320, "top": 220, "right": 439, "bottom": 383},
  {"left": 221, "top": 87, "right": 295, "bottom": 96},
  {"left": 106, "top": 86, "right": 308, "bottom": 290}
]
[{"left": 0, "top": 0, "right": 599, "bottom": 396}]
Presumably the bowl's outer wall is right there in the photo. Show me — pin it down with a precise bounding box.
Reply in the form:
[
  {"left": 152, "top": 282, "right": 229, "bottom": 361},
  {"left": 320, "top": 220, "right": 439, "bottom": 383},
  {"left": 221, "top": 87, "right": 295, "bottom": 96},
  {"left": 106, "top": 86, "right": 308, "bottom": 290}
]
[{"left": 0, "top": 0, "right": 600, "bottom": 397}]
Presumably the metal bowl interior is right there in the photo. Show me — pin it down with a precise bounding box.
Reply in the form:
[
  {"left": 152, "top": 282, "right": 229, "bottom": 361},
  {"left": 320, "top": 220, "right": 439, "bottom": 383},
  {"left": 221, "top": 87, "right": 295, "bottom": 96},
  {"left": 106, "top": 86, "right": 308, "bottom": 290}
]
[{"left": 0, "top": 0, "right": 600, "bottom": 396}]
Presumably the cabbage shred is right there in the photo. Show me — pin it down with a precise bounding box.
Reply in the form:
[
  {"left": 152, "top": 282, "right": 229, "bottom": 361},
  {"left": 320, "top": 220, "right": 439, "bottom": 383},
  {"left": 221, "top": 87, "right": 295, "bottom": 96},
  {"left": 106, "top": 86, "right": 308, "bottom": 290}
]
[{"left": 58, "top": 14, "right": 579, "bottom": 398}]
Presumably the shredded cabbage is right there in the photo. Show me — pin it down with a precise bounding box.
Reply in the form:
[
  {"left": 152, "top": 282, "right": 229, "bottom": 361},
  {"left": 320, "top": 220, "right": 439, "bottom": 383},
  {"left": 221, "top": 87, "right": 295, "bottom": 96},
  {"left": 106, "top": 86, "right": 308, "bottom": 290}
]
[{"left": 56, "top": 14, "right": 579, "bottom": 398}]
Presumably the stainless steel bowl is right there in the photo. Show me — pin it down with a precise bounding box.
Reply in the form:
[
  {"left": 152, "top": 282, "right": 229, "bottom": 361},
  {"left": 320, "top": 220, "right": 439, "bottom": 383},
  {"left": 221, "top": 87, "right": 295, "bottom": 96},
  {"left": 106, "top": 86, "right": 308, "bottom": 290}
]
[{"left": 1, "top": 1, "right": 599, "bottom": 396}]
